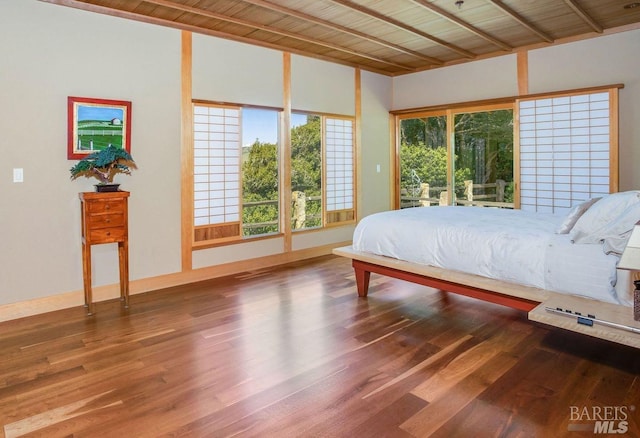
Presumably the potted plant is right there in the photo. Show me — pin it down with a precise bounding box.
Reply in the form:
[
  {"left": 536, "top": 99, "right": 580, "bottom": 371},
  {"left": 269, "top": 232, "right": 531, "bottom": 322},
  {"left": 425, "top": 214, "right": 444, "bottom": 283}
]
[{"left": 70, "top": 145, "right": 137, "bottom": 192}]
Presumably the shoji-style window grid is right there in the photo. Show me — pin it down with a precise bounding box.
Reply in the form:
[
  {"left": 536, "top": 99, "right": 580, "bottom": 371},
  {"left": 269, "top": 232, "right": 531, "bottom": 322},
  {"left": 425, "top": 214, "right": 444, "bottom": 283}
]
[
  {"left": 193, "top": 103, "right": 242, "bottom": 243},
  {"left": 325, "top": 117, "right": 355, "bottom": 225},
  {"left": 518, "top": 89, "right": 617, "bottom": 213}
]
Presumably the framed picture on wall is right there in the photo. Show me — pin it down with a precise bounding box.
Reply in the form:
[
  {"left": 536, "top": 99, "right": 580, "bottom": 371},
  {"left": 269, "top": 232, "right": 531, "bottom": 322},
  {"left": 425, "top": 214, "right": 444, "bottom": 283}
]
[{"left": 67, "top": 96, "right": 132, "bottom": 160}]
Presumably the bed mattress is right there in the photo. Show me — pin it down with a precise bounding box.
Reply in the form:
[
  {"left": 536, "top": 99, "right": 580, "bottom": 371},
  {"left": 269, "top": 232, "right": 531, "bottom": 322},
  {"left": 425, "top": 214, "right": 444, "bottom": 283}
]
[{"left": 352, "top": 206, "right": 622, "bottom": 305}]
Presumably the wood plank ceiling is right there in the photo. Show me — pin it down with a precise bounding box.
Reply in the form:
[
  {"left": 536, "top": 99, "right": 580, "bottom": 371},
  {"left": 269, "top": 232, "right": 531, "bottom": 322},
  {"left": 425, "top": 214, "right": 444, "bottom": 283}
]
[{"left": 41, "top": 0, "right": 640, "bottom": 76}]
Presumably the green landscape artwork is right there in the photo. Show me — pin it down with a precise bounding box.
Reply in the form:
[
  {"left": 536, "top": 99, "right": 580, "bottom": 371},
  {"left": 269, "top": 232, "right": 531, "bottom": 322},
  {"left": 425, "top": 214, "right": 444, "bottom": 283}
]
[
  {"left": 76, "top": 104, "right": 124, "bottom": 151},
  {"left": 68, "top": 97, "right": 131, "bottom": 159}
]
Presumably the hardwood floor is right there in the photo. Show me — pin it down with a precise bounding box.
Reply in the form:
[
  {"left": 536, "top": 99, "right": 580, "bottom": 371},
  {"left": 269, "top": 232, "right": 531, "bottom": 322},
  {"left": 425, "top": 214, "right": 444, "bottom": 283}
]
[{"left": 1, "top": 255, "right": 639, "bottom": 437}]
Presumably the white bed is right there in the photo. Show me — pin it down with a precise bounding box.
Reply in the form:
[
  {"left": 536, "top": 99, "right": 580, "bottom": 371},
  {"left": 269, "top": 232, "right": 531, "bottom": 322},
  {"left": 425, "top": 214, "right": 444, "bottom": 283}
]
[
  {"left": 335, "top": 191, "right": 640, "bottom": 348},
  {"left": 341, "top": 189, "right": 640, "bottom": 310},
  {"left": 352, "top": 206, "right": 624, "bottom": 305}
]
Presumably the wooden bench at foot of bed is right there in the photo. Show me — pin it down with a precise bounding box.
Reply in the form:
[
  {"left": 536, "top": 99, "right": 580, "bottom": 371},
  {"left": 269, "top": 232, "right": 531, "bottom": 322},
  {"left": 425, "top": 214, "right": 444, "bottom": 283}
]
[{"left": 333, "top": 246, "right": 640, "bottom": 350}]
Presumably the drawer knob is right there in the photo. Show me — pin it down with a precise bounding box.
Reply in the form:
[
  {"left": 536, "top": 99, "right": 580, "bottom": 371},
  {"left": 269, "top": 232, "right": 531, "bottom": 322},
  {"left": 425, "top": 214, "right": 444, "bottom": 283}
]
[
  {"left": 106, "top": 218, "right": 110, "bottom": 223},
  {"left": 105, "top": 205, "right": 110, "bottom": 210},
  {"left": 106, "top": 232, "right": 111, "bottom": 236}
]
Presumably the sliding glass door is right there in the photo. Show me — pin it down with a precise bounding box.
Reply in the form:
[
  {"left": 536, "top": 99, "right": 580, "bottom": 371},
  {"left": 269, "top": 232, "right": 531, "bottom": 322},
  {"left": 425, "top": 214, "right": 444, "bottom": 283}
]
[
  {"left": 397, "top": 105, "right": 514, "bottom": 208},
  {"left": 398, "top": 113, "right": 447, "bottom": 208},
  {"left": 453, "top": 107, "right": 514, "bottom": 207}
]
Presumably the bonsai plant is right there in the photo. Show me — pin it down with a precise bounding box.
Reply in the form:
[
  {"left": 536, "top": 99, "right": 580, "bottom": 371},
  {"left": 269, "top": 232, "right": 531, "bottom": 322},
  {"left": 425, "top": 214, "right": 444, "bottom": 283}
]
[{"left": 70, "top": 145, "right": 137, "bottom": 192}]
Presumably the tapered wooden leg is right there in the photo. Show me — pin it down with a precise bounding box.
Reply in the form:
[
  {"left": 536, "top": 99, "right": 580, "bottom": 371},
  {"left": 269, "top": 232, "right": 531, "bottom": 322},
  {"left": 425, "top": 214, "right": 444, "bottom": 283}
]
[
  {"left": 118, "top": 241, "right": 129, "bottom": 309},
  {"left": 82, "top": 242, "right": 94, "bottom": 316},
  {"left": 353, "top": 260, "right": 371, "bottom": 297}
]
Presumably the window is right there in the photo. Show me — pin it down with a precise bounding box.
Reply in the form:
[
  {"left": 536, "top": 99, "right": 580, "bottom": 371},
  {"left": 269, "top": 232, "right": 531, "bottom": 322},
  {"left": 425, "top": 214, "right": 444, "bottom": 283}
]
[
  {"left": 325, "top": 117, "right": 355, "bottom": 223},
  {"left": 193, "top": 103, "right": 280, "bottom": 244},
  {"left": 397, "top": 105, "right": 514, "bottom": 208},
  {"left": 291, "top": 113, "right": 355, "bottom": 230},
  {"left": 291, "top": 114, "right": 322, "bottom": 229},
  {"left": 241, "top": 108, "right": 280, "bottom": 237},
  {"left": 518, "top": 89, "right": 618, "bottom": 213},
  {"left": 191, "top": 103, "right": 355, "bottom": 246}
]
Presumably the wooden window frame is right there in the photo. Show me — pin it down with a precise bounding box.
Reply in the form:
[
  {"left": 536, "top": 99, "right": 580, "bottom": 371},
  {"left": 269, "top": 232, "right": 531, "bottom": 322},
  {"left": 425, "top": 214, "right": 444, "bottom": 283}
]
[
  {"left": 291, "top": 111, "right": 357, "bottom": 231},
  {"left": 324, "top": 116, "right": 356, "bottom": 227},
  {"left": 516, "top": 87, "right": 620, "bottom": 212},
  {"left": 191, "top": 100, "right": 284, "bottom": 249},
  {"left": 391, "top": 84, "right": 622, "bottom": 211}
]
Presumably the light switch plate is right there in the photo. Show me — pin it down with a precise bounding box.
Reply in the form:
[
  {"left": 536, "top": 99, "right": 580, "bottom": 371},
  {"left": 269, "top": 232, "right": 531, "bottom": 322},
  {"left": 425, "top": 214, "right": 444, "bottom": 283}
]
[{"left": 13, "top": 168, "right": 23, "bottom": 183}]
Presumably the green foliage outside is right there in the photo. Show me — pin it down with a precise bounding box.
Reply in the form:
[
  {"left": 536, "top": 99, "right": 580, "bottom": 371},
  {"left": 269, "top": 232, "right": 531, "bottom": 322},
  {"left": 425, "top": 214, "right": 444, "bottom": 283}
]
[
  {"left": 242, "top": 140, "right": 279, "bottom": 236},
  {"left": 241, "top": 114, "right": 323, "bottom": 236},
  {"left": 290, "top": 115, "right": 322, "bottom": 229},
  {"left": 399, "top": 109, "right": 514, "bottom": 206},
  {"left": 400, "top": 144, "right": 471, "bottom": 200},
  {"left": 454, "top": 110, "right": 514, "bottom": 199}
]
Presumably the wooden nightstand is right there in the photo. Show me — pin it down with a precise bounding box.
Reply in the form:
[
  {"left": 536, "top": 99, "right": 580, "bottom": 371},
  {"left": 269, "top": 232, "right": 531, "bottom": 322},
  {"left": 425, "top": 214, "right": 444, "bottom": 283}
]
[{"left": 80, "top": 191, "right": 130, "bottom": 315}]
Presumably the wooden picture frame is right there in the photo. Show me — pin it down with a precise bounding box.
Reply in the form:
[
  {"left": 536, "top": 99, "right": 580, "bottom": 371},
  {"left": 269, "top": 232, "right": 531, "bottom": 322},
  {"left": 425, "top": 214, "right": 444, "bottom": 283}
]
[{"left": 68, "top": 96, "right": 132, "bottom": 160}]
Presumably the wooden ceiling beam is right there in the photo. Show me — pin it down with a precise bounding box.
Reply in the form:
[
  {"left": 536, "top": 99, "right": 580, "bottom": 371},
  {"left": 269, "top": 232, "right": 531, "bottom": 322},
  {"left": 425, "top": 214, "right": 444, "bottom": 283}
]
[
  {"left": 39, "top": 0, "right": 640, "bottom": 77},
  {"left": 408, "top": 0, "right": 512, "bottom": 52},
  {"left": 327, "top": 0, "right": 476, "bottom": 59},
  {"left": 563, "top": 0, "right": 603, "bottom": 33},
  {"left": 486, "top": 0, "right": 554, "bottom": 43},
  {"left": 142, "top": 0, "right": 417, "bottom": 71},
  {"left": 240, "top": 0, "right": 444, "bottom": 65}
]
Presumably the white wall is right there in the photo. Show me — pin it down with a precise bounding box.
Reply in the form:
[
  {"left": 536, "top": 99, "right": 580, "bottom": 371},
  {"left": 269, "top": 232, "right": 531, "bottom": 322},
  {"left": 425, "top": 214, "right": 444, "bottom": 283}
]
[
  {"left": 392, "top": 55, "right": 518, "bottom": 109},
  {"left": 361, "top": 70, "right": 393, "bottom": 216},
  {"left": 193, "top": 35, "right": 283, "bottom": 107},
  {"left": 0, "top": 0, "right": 182, "bottom": 304},
  {"left": 291, "top": 55, "right": 356, "bottom": 115},
  {"left": 391, "top": 30, "right": 640, "bottom": 190}
]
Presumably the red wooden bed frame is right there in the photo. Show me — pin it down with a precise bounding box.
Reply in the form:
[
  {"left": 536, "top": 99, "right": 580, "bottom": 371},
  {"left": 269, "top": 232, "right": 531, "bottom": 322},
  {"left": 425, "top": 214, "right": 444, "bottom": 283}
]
[{"left": 352, "top": 259, "right": 539, "bottom": 312}]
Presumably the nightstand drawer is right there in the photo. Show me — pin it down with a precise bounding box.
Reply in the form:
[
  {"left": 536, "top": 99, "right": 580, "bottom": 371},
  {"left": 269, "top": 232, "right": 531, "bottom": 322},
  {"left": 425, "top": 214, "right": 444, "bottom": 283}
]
[
  {"left": 89, "top": 227, "right": 126, "bottom": 242},
  {"left": 87, "top": 213, "right": 125, "bottom": 229},
  {"left": 88, "top": 200, "right": 125, "bottom": 214}
]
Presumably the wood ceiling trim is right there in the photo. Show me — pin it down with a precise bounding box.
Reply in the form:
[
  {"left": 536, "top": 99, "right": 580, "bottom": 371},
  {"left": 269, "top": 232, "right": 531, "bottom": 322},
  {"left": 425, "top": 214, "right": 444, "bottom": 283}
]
[
  {"left": 486, "top": 0, "right": 554, "bottom": 43},
  {"left": 143, "top": 0, "right": 417, "bottom": 72},
  {"left": 563, "top": 0, "right": 604, "bottom": 33},
  {"left": 327, "top": 0, "right": 477, "bottom": 59},
  {"left": 37, "top": 0, "right": 640, "bottom": 77},
  {"left": 408, "top": 0, "right": 512, "bottom": 52},
  {"left": 240, "top": 0, "right": 444, "bottom": 66}
]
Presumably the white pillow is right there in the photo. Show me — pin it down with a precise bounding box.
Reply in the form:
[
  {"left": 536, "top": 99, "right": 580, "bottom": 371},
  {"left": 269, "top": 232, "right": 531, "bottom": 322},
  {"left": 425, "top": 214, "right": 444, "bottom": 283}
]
[
  {"left": 600, "top": 202, "right": 640, "bottom": 255},
  {"left": 571, "top": 191, "right": 640, "bottom": 244},
  {"left": 555, "top": 197, "right": 601, "bottom": 234}
]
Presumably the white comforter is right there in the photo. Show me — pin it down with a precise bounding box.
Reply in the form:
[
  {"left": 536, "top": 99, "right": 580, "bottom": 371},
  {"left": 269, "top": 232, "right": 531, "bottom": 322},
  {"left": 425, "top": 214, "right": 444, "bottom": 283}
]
[{"left": 352, "top": 206, "right": 622, "bottom": 304}]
